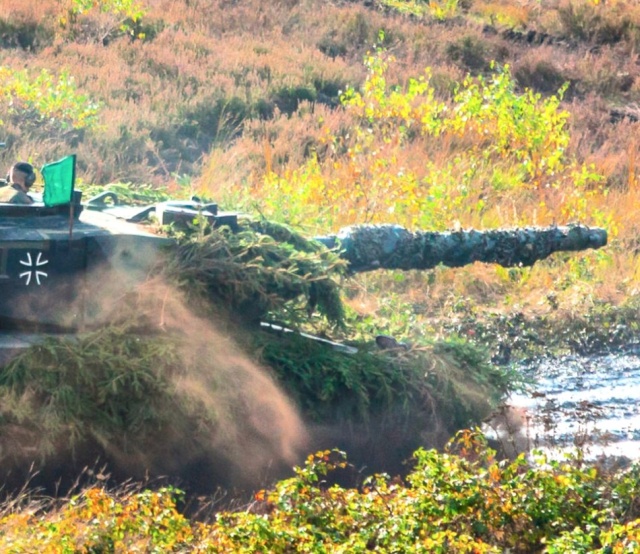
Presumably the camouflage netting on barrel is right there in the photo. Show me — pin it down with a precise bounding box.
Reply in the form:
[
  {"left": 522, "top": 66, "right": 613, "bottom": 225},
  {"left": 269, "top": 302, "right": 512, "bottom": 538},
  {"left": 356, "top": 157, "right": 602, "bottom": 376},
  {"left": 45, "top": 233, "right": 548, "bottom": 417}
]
[{"left": 315, "top": 223, "right": 607, "bottom": 272}]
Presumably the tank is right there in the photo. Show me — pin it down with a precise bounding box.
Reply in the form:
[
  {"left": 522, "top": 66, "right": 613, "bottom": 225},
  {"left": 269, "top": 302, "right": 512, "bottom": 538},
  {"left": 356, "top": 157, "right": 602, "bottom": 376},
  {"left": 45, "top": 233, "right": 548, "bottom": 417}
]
[
  {"left": 0, "top": 186, "right": 607, "bottom": 352},
  {"left": 0, "top": 192, "right": 609, "bottom": 330},
  {"left": 0, "top": 192, "right": 240, "bottom": 331}
]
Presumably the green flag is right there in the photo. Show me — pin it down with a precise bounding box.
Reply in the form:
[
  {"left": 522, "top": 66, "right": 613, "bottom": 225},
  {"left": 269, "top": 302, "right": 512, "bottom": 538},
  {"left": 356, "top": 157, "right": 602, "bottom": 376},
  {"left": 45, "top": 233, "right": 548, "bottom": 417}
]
[{"left": 42, "top": 154, "right": 76, "bottom": 207}]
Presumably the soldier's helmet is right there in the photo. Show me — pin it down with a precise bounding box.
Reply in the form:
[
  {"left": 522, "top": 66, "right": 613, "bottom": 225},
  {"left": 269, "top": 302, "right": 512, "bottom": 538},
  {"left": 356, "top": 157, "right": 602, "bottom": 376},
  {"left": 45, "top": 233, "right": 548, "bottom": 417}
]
[{"left": 10, "top": 162, "right": 36, "bottom": 188}]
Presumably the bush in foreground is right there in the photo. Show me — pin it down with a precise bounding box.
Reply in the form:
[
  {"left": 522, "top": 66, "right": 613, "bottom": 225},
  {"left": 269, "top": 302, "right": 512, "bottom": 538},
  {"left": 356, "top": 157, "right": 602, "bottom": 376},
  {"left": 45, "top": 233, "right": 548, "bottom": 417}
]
[{"left": 1, "top": 431, "right": 640, "bottom": 553}]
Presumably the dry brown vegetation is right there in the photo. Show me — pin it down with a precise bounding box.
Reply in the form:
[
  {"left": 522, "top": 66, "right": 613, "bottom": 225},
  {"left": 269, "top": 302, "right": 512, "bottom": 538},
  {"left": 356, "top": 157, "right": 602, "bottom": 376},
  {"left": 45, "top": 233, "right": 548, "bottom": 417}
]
[
  {"left": 2, "top": 0, "right": 640, "bottom": 336},
  {"left": 1, "top": 0, "right": 637, "bottom": 182},
  {"left": 4, "top": 2, "right": 640, "bottom": 546}
]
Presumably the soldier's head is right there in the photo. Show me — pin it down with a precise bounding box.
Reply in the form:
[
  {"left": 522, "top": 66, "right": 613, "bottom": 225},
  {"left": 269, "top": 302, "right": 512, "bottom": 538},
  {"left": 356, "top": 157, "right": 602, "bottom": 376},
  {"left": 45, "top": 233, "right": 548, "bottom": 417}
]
[{"left": 8, "top": 162, "right": 36, "bottom": 192}]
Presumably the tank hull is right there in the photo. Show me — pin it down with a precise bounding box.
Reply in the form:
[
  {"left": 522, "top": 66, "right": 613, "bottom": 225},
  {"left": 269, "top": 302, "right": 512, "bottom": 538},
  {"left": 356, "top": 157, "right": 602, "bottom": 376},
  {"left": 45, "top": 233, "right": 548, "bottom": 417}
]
[{"left": 0, "top": 206, "right": 168, "bottom": 330}]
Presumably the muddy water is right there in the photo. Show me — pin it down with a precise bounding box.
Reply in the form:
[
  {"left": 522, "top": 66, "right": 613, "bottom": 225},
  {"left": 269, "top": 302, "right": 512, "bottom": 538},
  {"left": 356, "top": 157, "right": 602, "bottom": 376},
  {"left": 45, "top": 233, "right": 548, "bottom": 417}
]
[{"left": 491, "top": 348, "right": 640, "bottom": 461}]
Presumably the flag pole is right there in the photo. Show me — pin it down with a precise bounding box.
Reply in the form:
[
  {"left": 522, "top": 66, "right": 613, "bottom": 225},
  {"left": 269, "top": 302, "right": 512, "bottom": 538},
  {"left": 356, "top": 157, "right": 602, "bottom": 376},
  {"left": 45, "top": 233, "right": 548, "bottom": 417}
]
[
  {"left": 67, "top": 154, "right": 77, "bottom": 241},
  {"left": 68, "top": 201, "right": 74, "bottom": 240}
]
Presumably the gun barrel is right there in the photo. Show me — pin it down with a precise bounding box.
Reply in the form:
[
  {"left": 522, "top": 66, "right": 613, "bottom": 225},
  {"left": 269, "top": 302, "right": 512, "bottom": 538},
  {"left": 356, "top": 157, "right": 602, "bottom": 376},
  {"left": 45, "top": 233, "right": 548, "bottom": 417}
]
[{"left": 315, "top": 224, "right": 607, "bottom": 272}]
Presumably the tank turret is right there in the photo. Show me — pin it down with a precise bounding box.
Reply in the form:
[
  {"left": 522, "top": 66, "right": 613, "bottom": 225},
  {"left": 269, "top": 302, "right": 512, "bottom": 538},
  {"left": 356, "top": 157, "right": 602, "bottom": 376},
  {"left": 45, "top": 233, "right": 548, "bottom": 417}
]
[
  {"left": 0, "top": 195, "right": 167, "bottom": 329},
  {"left": 0, "top": 157, "right": 241, "bottom": 331}
]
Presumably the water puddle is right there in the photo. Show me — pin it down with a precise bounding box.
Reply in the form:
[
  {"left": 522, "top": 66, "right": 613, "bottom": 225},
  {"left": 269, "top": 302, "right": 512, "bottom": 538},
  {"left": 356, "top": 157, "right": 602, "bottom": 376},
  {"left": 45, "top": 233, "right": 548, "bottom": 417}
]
[{"left": 487, "top": 348, "right": 640, "bottom": 462}]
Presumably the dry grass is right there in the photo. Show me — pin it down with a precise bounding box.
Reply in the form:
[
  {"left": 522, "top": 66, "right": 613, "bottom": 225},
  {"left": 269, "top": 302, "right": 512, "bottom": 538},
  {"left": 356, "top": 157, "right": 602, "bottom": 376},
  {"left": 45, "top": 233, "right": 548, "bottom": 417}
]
[{"left": 2, "top": 0, "right": 640, "bottom": 322}]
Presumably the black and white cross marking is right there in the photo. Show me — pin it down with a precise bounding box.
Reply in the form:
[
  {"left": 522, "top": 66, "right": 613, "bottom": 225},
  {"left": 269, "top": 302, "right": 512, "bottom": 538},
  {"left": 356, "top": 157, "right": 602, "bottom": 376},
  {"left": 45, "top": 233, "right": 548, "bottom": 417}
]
[{"left": 19, "top": 252, "right": 49, "bottom": 285}]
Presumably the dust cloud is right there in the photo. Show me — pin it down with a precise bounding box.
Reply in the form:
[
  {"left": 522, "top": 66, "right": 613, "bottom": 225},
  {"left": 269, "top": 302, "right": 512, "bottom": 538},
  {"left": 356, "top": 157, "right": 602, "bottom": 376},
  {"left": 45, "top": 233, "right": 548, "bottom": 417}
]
[
  {"left": 1, "top": 264, "right": 310, "bottom": 494},
  {"left": 126, "top": 276, "right": 310, "bottom": 488}
]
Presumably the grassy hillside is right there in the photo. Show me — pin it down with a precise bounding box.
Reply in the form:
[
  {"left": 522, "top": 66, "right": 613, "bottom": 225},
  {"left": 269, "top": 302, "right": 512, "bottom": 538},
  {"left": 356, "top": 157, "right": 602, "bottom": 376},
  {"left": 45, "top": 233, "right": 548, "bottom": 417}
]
[
  {"left": 2, "top": 0, "right": 640, "bottom": 338},
  {"left": 1, "top": 0, "right": 640, "bottom": 477},
  {"left": 3, "top": 0, "right": 640, "bottom": 549}
]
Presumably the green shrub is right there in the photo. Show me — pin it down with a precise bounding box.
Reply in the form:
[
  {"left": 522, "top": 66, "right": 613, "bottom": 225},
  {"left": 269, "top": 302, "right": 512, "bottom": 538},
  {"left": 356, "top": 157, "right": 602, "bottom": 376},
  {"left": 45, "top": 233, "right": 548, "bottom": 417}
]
[
  {"left": 380, "top": 0, "right": 462, "bottom": 21},
  {"left": 174, "top": 96, "right": 249, "bottom": 149},
  {"left": 0, "top": 66, "right": 101, "bottom": 132},
  {"left": 514, "top": 60, "right": 568, "bottom": 95},
  {"left": 204, "top": 432, "right": 640, "bottom": 551},
  {"left": 270, "top": 85, "right": 317, "bottom": 115},
  {"left": 3, "top": 436, "right": 640, "bottom": 551},
  {"left": 317, "top": 32, "right": 348, "bottom": 59},
  {"left": 556, "top": 1, "right": 639, "bottom": 46},
  {"left": 63, "top": 0, "right": 147, "bottom": 42},
  {"left": 446, "top": 36, "right": 490, "bottom": 72},
  {"left": 0, "top": 18, "right": 54, "bottom": 50}
]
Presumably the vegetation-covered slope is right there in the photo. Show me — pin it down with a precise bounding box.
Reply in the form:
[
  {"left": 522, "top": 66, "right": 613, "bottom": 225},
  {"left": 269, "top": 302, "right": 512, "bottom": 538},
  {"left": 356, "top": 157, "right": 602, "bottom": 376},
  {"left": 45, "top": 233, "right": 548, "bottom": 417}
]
[
  {"left": 2, "top": 0, "right": 640, "bottom": 334},
  {"left": 3, "top": 0, "right": 640, "bottom": 550}
]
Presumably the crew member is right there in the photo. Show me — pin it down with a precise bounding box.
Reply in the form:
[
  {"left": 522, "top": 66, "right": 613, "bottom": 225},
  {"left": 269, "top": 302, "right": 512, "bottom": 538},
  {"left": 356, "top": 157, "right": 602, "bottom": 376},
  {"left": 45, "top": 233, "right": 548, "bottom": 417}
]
[{"left": 0, "top": 162, "right": 36, "bottom": 204}]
